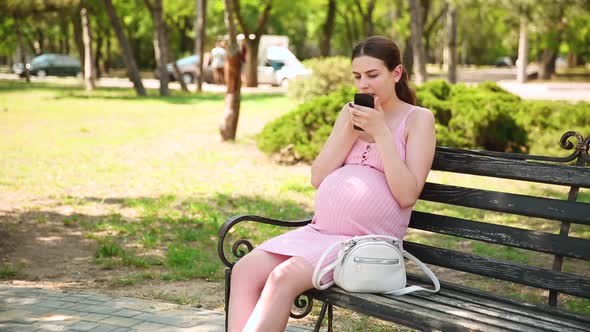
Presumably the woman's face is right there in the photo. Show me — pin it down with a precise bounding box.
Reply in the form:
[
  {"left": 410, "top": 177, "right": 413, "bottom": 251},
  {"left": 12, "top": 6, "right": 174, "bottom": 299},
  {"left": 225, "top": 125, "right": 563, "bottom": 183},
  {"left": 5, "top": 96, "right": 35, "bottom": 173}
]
[{"left": 352, "top": 55, "right": 401, "bottom": 104}]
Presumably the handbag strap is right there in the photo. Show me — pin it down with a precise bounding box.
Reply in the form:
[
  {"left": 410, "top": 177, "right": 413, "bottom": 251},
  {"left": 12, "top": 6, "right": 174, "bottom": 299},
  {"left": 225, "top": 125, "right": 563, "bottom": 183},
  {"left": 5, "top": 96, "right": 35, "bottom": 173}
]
[
  {"left": 384, "top": 250, "right": 440, "bottom": 296},
  {"left": 312, "top": 240, "right": 342, "bottom": 290}
]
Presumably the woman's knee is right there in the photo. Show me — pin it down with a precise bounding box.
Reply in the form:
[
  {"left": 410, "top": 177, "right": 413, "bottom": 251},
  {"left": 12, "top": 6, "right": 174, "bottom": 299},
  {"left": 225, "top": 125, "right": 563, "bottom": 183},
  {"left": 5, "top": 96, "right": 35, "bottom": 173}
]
[
  {"left": 231, "top": 250, "right": 285, "bottom": 287},
  {"left": 265, "top": 258, "right": 313, "bottom": 295}
]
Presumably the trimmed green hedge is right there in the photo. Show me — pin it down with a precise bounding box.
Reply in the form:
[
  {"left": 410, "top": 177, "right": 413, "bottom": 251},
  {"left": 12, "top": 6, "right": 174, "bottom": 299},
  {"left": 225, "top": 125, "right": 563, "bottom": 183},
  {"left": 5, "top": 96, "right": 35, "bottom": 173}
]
[
  {"left": 259, "top": 79, "right": 590, "bottom": 163},
  {"left": 258, "top": 86, "right": 355, "bottom": 163}
]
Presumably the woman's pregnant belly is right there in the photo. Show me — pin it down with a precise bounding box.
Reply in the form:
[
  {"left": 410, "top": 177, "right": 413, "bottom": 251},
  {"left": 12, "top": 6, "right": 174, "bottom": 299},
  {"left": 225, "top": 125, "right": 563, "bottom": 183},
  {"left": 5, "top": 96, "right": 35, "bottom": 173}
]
[{"left": 312, "top": 165, "right": 399, "bottom": 235}]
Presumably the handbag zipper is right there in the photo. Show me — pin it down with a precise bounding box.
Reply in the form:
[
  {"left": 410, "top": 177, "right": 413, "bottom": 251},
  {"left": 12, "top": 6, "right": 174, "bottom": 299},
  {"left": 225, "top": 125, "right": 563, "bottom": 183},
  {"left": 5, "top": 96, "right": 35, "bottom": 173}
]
[{"left": 353, "top": 257, "right": 400, "bottom": 265}]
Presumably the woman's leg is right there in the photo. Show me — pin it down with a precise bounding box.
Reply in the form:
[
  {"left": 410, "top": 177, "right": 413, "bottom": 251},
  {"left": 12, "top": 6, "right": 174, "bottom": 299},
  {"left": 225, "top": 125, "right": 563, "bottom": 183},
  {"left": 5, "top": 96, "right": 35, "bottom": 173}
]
[
  {"left": 243, "top": 256, "right": 314, "bottom": 332},
  {"left": 228, "top": 250, "right": 289, "bottom": 332}
]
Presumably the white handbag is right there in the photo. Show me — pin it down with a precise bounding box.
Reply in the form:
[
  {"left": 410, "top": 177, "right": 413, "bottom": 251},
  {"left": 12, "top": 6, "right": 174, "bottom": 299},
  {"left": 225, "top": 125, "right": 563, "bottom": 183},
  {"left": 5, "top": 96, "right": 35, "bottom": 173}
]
[{"left": 312, "top": 235, "right": 440, "bottom": 295}]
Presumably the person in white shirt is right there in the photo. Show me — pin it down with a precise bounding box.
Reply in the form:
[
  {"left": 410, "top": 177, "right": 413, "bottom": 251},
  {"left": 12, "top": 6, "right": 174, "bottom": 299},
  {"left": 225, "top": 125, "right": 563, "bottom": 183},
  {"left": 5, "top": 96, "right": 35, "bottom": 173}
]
[{"left": 211, "top": 41, "right": 226, "bottom": 85}]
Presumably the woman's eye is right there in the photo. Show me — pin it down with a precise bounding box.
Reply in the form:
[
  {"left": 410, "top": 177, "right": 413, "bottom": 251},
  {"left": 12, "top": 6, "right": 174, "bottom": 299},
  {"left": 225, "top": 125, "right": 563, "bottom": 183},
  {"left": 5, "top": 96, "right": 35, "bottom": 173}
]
[{"left": 368, "top": 75, "right": 378, "bottom": 78}]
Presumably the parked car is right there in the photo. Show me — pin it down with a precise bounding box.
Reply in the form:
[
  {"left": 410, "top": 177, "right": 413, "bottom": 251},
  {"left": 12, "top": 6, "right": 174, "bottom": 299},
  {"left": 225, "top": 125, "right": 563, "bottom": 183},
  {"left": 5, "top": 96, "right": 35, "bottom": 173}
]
[
  {"left": 155, "top": 55, "right": 214, "bottom": 84},
  {"left": 13, "top": 54, "right": 81, "bottom": 77}
]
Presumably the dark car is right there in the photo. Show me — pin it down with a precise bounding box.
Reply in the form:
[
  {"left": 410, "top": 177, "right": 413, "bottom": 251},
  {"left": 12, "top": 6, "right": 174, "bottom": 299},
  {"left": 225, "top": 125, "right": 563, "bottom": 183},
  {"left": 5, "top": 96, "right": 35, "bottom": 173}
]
[
  {"left": 155, "top": 55, "right": 214, "bottom": 84},
  {"left": 13, "top": 54, "right": 81, "bottom": 77},
  {"left": 494, "top": 56, "right": 513, "bottom": 67}
]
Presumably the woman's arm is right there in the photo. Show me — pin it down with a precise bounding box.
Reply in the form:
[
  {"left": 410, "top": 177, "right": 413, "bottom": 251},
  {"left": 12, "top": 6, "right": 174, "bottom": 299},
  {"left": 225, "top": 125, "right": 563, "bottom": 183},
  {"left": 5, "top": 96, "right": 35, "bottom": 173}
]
[
  {"left": 374, "top": 109, "right": 436, "bottom": 208},
  {"left": 310, "top": 105, "right": 359, "bottom": 188}
]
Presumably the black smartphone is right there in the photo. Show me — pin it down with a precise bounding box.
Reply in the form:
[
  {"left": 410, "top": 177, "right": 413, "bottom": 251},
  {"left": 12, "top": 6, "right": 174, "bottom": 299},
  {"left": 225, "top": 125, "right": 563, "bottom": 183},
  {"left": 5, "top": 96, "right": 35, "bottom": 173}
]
[{"left": 353, "top": 93, "right": 374, "bottom": 131}]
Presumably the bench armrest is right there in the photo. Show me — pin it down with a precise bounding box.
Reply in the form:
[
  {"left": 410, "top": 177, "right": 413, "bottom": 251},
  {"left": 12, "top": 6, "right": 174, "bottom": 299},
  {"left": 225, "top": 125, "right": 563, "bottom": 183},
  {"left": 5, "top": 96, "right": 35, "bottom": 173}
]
[{"left": 217, "top": 214, "right": 313, "bottom": 268}]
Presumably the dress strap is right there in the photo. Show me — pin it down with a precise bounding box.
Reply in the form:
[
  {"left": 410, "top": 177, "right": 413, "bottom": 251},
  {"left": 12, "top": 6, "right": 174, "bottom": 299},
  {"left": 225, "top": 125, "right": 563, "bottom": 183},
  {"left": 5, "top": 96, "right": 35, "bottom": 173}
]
[{"left": 395, "top": 106, "right": 418, "bottom": 135}]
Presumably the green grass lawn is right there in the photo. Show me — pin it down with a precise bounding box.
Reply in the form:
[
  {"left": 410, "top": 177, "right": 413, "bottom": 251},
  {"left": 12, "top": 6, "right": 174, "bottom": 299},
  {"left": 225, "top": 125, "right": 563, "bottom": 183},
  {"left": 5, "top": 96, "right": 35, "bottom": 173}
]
[{"left": 0, "top": 80, "right": 588, "bottom": 319}]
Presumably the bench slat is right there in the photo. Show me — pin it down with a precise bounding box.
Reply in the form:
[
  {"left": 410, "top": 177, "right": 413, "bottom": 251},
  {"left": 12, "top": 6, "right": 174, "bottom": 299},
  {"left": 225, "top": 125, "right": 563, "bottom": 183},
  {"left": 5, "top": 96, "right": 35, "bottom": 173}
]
[
  {"left": 306, "top": 288, "right": 516, "bottom": 332},
  {"left": 396, "top": 292, "right": 584, "bottom": 332},
  {"left": 409, "top": 211, "right": 590, "bottom": 260},
  {"left": 305, "top": 286, "right": 590, "bottom": 332},
  {"left": 404, "top": 242, "right": 590, "bottom": 298},
  {"left": 433, "top": 149, "right": 590, "bottom": 188},
  {"left": 419, "top": 182, "right": 590, "bottom": 225},
  {"left": 407, "top": 274, "right": 590, "bottom": 330}
]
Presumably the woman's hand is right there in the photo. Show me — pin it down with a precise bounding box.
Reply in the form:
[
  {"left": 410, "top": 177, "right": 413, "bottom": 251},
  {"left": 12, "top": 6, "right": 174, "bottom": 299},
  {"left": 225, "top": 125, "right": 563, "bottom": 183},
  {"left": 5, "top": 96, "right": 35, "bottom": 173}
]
[{"left": 349, "top": 96, "right": 389, "bottom": 138}]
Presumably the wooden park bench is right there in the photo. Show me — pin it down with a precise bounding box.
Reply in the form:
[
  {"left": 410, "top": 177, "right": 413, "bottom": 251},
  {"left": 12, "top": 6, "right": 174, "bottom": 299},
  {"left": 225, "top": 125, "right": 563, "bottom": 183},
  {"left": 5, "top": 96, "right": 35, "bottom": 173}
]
[{"left": 217, "top": 130, "right": 590, "bottom": 331}]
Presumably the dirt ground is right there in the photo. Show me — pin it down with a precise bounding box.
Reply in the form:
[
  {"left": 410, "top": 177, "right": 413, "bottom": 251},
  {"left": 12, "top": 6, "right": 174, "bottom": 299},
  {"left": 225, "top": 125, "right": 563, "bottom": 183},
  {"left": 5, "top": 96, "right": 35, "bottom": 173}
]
[{"left": 0, "top": 192, "right": 226, "bottom": 310}]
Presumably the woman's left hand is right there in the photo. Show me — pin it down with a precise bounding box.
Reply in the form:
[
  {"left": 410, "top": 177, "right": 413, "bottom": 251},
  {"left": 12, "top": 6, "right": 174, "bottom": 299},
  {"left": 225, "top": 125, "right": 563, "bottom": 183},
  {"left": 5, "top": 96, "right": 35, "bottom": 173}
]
[{"left": 349, "top": 96, "right": 389, "bottom": 138}]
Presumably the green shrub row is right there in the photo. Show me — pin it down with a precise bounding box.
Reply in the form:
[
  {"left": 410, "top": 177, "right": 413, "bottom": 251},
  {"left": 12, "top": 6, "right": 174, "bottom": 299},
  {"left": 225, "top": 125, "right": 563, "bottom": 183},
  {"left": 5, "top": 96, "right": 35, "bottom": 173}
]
[{"left": 260, "top": 72, "right": 590, "bottom": 163}]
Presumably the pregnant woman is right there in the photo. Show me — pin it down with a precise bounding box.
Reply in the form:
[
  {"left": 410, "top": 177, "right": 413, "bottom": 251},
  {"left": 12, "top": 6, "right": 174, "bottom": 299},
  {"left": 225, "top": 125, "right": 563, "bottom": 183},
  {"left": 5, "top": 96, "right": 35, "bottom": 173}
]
[{"left": 227, "top": 35, "right": 437, "bottom": 332}]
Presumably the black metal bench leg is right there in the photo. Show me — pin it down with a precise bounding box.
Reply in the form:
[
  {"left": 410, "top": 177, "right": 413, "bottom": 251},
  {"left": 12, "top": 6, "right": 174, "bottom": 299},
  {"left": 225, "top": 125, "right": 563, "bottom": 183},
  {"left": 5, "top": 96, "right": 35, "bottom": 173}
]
[
  {"left": 224, "top": 268, "right": 231, "bottom": 332},
  {"left": 314, "top": 302, "right": 333, "bottom": 332},
  {"left": 313, "top": 302, "right": 328, "bottom": 332},
  {"left": 327, "top": 303, "right": 333, "bottom": 332}
]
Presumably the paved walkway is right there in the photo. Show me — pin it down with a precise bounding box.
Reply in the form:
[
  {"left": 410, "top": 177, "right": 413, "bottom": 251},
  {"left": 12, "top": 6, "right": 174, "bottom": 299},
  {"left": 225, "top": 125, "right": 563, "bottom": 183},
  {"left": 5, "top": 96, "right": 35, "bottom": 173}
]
[{"left": 0, "top": 285, "right": 311, "bottom": 332}]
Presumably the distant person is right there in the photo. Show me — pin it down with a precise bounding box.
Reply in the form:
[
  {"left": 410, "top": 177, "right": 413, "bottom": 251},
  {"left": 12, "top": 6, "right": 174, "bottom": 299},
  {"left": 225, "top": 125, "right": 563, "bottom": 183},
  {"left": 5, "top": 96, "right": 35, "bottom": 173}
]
[{"left": 211, "top": 41, "right": 226, "bottom": 85}]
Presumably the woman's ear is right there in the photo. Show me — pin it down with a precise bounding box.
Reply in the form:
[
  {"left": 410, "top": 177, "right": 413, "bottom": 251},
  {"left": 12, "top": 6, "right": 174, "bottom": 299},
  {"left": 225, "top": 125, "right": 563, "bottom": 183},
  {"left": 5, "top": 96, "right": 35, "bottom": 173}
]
[{"left": 393, "top": 65, "right": 403, "bottom": 83}]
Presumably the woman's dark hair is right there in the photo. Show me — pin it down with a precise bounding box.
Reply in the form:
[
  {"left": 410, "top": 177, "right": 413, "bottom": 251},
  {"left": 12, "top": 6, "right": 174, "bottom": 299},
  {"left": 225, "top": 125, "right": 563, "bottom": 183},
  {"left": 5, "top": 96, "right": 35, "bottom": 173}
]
[{"left": 352, "top": 36, "right": 416, "bottom": 105}]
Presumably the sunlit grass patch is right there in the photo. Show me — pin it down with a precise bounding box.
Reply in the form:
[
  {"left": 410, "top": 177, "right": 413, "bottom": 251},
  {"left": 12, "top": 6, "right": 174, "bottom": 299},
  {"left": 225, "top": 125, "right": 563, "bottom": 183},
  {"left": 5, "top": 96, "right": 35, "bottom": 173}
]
[
  {"left": 112, "top": 272, "right": 157, "bottom": 287},
  {"left": 0, "top": 265, "right": 18, "bottom": 279}
]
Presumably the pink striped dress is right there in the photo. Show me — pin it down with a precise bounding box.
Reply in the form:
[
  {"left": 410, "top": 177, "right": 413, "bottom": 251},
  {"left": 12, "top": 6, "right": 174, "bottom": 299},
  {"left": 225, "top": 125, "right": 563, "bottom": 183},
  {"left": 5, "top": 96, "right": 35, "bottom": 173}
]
[{"left": 256, "top": 107, "right": 418, "bottom": 275}]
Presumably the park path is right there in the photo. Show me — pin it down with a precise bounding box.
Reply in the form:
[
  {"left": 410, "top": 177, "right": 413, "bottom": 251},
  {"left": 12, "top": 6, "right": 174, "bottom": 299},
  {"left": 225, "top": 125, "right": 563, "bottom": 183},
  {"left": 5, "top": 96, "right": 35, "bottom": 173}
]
[{"left": 0, "top": 284, "right": 311, "bottom": 332}]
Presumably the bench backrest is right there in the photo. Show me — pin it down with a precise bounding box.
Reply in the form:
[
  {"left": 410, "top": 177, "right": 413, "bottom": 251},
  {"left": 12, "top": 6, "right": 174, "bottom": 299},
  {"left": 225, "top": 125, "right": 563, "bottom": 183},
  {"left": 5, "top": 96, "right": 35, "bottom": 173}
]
[{"left": 408, "top": 131, "right": 590, "bottom": 307}]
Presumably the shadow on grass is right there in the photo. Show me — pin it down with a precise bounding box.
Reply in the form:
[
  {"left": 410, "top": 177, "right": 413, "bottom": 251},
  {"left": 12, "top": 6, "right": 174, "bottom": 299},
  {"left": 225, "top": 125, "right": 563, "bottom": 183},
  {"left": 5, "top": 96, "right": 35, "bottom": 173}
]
[
  {"left": 0, "top": 192, "right": 312, "bottom": 284},
  {"left": 0, "top": 79, "right": 286, "bottom": 105}
]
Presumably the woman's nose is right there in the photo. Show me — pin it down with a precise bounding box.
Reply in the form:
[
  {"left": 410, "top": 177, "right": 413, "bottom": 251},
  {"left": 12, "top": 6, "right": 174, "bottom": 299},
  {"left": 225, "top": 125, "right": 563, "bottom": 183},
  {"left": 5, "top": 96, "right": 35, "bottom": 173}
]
[{"left": 357, "top": 77, "right": 369, "bottom": 90}]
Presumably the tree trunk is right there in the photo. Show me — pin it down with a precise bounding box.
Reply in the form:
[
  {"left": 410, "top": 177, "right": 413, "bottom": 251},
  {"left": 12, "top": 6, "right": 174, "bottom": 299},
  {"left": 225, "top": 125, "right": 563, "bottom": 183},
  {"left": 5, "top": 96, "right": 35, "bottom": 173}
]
[
  {"left": 319, "top": 0, "right": 336, "bottom": 57},
  {"left": 59, "top": 11, "right": 70, "bottom": 54},
  {"left": 220, "top": 0, "right": 242, "bottom": 141},
  {"left": 72, "top": 9, "right": 85, "bottom": 75},
  {"left": 516, "top": 16, "right": 528, "bottom": 83},
  {"left": 539, "top": 49, "right": 557, "bottom": 80},
  {"left": 105, "top": 29, "right": 111, "bottom": 74},
  {"left": 81, "top": 7, "right": 96, "bottom": 91},
  {"left": 164, "top": 24, "right": 189, "bottom": 92},
  {"left": 234, "top": 0, "right": 272, "bottom": 87},
  {"left": 14, "top": 15, "right": 30, "bottom": 83},
  {"left": 403, "top": 36, "right": 414, "bottom": 79},
  {"left": 245, "top": 38, "right": 260, "bottom": 87},
  {"left": 353, "top": 0, "right": 376, "bottom": 37},
  {"left": 195, "top": 0, "right": 207, "bottom": 92},
  {"left": 445, "top": 3, "right": 457, "bottom": 84},
  {"left": 410, "top": 0, "right": 427, "bottom": 84},
  {"left": 95, "top": 30, "right": 103, "bottom": 79},
  {"left": 103, "top": 0, "right": 146, "bottom": 96},
  {"left": 34, "top": 28, "right": 44, "bottom": 55},
  {"left": 145, "top": 0, "right": 169, "bottom": 96}
]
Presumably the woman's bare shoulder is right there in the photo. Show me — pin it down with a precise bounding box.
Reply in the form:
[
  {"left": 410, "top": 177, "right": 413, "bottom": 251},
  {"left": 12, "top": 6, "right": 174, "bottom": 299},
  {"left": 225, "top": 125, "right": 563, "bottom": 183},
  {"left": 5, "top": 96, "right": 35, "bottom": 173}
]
[{"left": 408, "top": 106, "right": 435, "bottom": 128}]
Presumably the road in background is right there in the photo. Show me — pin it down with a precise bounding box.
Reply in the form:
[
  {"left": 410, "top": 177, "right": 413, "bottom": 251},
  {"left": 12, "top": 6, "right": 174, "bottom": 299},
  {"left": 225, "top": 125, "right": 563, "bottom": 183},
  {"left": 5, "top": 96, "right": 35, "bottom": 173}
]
[{"left": 1, "top": 68, "right": 589, "bottom": 101}]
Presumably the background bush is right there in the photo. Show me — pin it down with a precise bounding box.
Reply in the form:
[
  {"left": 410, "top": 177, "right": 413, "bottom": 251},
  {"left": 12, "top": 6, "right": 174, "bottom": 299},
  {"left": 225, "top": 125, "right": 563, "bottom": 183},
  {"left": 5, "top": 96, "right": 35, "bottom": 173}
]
[
  {"left": 260, "top": 79, "right": 590, "bottom": 163},
  {"left": 258, "top": 86, "right": 355, "bottom": 163},
  {"left": 417, "top": 80, "right": 528, "bottom": 153},
  {"left": 287, "top": 56, "right": 353, "bottom": 103}
]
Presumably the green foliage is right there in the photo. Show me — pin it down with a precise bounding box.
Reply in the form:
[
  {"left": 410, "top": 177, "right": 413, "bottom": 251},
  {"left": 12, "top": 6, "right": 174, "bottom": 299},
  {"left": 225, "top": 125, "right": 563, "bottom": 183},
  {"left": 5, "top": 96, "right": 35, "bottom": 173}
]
[
  {"left": 95, "top": 239, "right": 125, "bottom": 259},
  {"left": 263, "top": 79, "right": 590, "bottom": 161},
  {"left": 418, "top": 80, "right": 528, "bottom": 152},
  {"left": 445, "top": 82, "right": 528, "bottom": 152},
  {"left": 0, "top": 265, "right": 18, "bottom": 279},
  {"left": 258, "top": 85, "right": 355, "bottom": 163},
  {"left": 288, "top": 56, "right": 353, "bottom": 103}
]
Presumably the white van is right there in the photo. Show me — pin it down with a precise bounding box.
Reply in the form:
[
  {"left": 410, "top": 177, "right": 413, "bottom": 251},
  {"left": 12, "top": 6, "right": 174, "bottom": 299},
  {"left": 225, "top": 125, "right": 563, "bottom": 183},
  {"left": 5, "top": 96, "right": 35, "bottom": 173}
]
[{"left": 257, "top": 46, "right": 311, "bottom": 87}]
